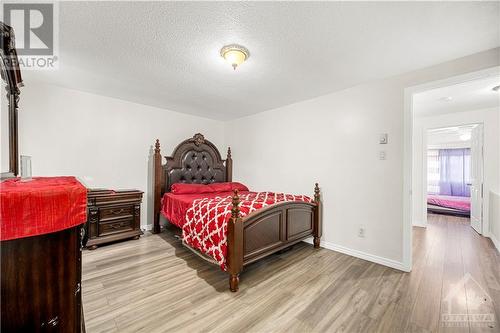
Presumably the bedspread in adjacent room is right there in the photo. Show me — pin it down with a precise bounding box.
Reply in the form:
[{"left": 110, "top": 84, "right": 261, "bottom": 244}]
[
  {"left": 162, "top": 191, "right": 313, "bottom": 270},
  {"left": 427, "top": 194, "right": 470, "bottom": 212}
]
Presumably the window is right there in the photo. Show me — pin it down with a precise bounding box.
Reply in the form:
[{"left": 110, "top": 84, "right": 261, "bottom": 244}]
[
  {"left": 438, "top": 148, "right": 471, "bottom": 197},
  {"left": 427, "top": 149, "right": 440, "bottom": 194},
  {"left": 427, "top": 148, "right": 471, "bottom": 197}
]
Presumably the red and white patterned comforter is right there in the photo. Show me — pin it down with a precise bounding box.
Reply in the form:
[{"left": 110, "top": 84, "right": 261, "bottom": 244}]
[{"left": 182, "top": 192, "right": 313, "bottom": 270}]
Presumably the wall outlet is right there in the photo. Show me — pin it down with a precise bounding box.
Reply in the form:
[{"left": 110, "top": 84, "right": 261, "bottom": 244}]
[{"left": 358, "top": 226, "right": 365, "bottom": 238}]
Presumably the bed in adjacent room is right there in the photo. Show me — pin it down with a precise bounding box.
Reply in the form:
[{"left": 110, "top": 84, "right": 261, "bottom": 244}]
[
  {"left": 152, "top": 133, "right": 322, "bottom": 292},
  {"left": 426, "top": 147, "right": 471, "bottom": 217},
  {"left": 427, "top": 194, "right": 470, "bottom": 217}
]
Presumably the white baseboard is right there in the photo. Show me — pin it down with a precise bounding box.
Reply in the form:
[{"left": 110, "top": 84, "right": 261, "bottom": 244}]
[
  {"left": 489, "top": 232, "right": 500, "bottom": 253},
  {"left": 142, "top": 224, "right": 153, "bottom": 232},
  {"left": 412, "top": 221, "right": 427, "bottom": 228},
  {"left": 303, "top": 238, "right": 410, "bottom": 272}
]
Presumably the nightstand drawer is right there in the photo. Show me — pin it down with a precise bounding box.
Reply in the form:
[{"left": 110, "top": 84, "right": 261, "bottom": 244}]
[
  {"left": 100, "top": 206, "right": 134, "bottom": 221},
  {"left": 98, "top": 218, "right": 134, "bottom": 236},
  {"left": 86, "top": 189, "right": 143, "bottom": 249}
]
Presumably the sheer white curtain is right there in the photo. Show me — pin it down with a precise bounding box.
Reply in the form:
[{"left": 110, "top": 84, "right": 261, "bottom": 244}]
[
  {"left": 427, "top": 149, "right": 440, "bottom": 194},
  {"left": 438, "top": 148, "right": 471, "bottom": 197},
  {"left": 427, "top": 148, "right": 471, "bottom": 197}
]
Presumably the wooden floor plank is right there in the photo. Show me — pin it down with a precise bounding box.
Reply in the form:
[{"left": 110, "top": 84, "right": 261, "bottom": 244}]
[
  {"left": 439, "top": 215, "right": 469, "bottom": 333},
  {"left": 460, "top": 219, "right": 499, "bottom": 332},
  {"left": 410, "top": 216, "right": 447, "bottom": 332},
  {"left": 82, "top": 214, "right": 499, "bottom": 332}
]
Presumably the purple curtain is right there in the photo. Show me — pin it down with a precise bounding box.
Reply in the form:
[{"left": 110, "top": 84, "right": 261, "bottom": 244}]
[{"left": 439, "top": 148, "right": 471, "bottom": 197}]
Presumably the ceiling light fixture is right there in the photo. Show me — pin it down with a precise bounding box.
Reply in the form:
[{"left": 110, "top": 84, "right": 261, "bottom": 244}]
[
  {"left": 439, "top": 96, "right": 453, "bottom": 102},
  {"left": 220, "top": 44, "right": 250, "bottom": 70},
  {"left": 492, "top": 85, "right": 500, "bottom": 92}
]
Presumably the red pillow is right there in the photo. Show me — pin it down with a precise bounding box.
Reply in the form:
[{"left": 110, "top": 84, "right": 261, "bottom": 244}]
[
  {"left": 230, "top": 182, "right": 249, "bottom": 192},
  {"left": 171, "top": 183, "right": 212, "bottom": 194},
  {"left": 207, "top": 182, "right": 249, "bottom": 193},
  {"left": 207, "top": 182, "right": 232, "bottom": 192},
  {"left": 170, "top": 182, "right": 249, "bottom": 194}
]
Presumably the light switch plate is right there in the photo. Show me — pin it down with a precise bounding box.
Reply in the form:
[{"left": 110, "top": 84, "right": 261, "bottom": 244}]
[
  {"left": 379, "top": 133, "right": 388, "bottom": 144},
  {"left": 358, "top": 225, "right": 365, "bottom": 238}
]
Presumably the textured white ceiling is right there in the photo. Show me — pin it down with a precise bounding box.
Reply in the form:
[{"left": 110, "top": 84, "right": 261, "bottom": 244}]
[
  {"left": 25, "top": 1, "right": 500, "bottom": 120},
  {"left": 414, "top": 75, "right": 500, "bottom": 117}
]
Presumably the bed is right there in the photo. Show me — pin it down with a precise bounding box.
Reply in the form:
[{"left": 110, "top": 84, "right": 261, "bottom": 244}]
[
  {"left": 427, "top": 194, "right": 470, "bottom": 217},
  {"left": 152, "top": 133, "right": 322, "bottom": 292}
]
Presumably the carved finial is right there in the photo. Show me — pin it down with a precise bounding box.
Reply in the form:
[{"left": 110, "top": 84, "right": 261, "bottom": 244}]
[
  {"left": 155, "top": 139, "right": 160, "bottom": 153},
  {"left": 231, "top": 189, "right": 240, "bottom": 218},
  {"left": 227, "top": 147, "right": 232, "bottom": 159},
  {"left": 192, "top": 133, "right": 205, "bottom": 146},
  {"left": 314, "top": 183, "right": 320, "bottom": 203},
  {"left": 1, "top": 22, "right": 16, "bottom": 52}
]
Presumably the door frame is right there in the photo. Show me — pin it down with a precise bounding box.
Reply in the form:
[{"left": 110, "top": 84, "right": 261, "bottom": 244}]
[
  {"left": 469, "top": 123, "right": 484, "bottom": 234},
  {"left": 403, "top": 66, "right": 499, "bottom": 272},
  {"left": 421, "top": 123, "right": 483, "bottom": 229}
]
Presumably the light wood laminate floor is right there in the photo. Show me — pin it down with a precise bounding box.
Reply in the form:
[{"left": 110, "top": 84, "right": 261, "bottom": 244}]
[{"left": 82, "top": 214, "right": 500, "bottom": 332}]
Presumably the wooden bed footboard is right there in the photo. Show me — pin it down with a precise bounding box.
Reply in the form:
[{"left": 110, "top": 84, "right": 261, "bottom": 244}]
[{"left": 227, "top": 184, "right": 322, "bottom": 292}]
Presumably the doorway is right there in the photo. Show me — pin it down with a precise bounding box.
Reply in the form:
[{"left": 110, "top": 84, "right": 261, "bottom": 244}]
[
  {"left": 402, "top": 66, "right": 500, "bottom": 271},
  {"left": 424, "top": 124, "right": 484, "bottom": 233}
]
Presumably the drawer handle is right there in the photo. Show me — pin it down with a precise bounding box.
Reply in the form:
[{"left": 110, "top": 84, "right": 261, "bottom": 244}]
[
  {"left": 48, "top": 317, "right": 59, "bottom": 327},
  {"left": 80, "top": 227, "right": 85, "bottom": 250},
  {"left": 110, "top": 208, "right": 125, "bottom": 215},
  {"left": 41, "top": 316, "right": 59, "bottom": 328}
]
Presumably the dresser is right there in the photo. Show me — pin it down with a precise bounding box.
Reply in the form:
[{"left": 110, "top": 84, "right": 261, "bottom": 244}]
[
  {"left": 85, "top": 189, "right": 143, "bottom": 250},
  {"left": 1, "top": 177, "right": 86, "bottom": 333}
]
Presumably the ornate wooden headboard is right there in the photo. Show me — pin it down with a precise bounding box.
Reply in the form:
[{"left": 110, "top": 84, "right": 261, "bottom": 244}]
[{"left": 152, "top": 133, "right": 232, "bottom": 233}]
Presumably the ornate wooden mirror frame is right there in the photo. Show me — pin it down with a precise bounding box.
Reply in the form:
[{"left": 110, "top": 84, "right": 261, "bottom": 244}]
[{"left": 1, "top": 22, "right": 23, "bottom": 178}]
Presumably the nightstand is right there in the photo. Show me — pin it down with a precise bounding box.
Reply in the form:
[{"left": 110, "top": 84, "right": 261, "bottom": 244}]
[{"left": 85, "top": 189, "right": 143, "bottom": 250}]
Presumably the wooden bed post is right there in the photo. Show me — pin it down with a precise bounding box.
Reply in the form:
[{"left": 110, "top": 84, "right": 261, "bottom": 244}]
[
  {"left": 313, "top": 183, "right": 322, "bottom": 248},
  {"left": 227, "top": 189, "right": 243, "bottom": 292},
  {"left": 153, "top": 139, "right": 162, "bottom": 234},
  {"left": 226, "top": 147, "right": 233, "bottom": 182}
]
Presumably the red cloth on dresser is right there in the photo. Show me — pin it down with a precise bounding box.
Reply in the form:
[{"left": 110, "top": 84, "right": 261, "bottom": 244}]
[{"left": 0, "top": 177, "right": 87, "bottom": 241}]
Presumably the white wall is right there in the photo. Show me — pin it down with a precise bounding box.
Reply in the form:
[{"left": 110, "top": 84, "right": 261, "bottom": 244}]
[
  {"left": 412, "top": 108, "right": 500, "bottom": 232},
  {"left": 225, "top": 48, "right": 500, "bottom": 268},
  {"left": 1, "top": 81, "right": 9, "bottom": 172},
  {"left": 12, "top": 48, "right": 499, "bottom": 269},
  {"left": 427, "top": 128, "right": 472, "bottom": 149},
  {"left": 18, "top": 83, "right": 225, "bottom": 228}
]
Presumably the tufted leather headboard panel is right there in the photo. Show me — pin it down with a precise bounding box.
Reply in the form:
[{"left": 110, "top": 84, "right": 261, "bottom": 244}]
[{"left": 163, "top": 133, "right": 230, "bottom": 193}]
